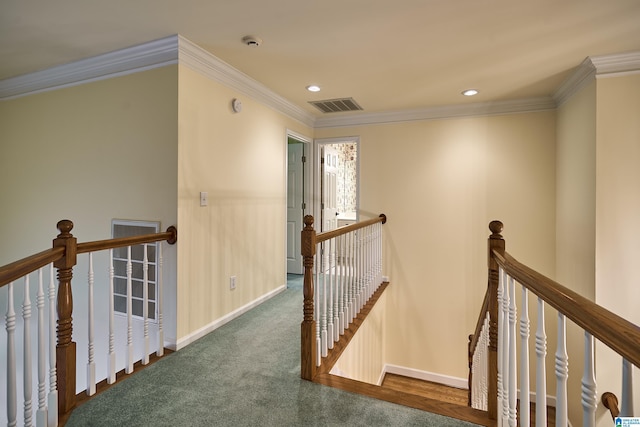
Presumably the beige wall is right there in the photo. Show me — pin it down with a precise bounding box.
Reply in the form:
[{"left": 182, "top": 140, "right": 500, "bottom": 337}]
[
  {"left": 555, "top": 81, "right": 597, "bottom": 423},
  {"left": 595, "top": 73, "right": 640, "bottom": 425},
  {"left": 316, "top": 111, "right": 557, "bottom": 380},
  {"left": 175, "top": 64, "right": 311, "bottom": 344}
]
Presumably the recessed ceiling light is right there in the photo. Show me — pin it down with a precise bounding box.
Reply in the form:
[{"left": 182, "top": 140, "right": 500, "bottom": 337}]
[
  {"left": 306, "top": 85, "right": 321, "bottom": 92},
  {"left": 462, "top": 89, "right": 479, "bottom": 96}
]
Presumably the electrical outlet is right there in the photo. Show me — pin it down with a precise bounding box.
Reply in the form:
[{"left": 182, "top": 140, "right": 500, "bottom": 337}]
[
  {"left": 200, "top": 191, "right": 208, "bottom": 207},
  {"left": 230, "top": 276, "right": 236, "bottom": 290}
]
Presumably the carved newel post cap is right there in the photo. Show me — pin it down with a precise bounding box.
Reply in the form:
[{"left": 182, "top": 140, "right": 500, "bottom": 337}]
[
  {"left": 489, "top": 220, "right": 503, "bottom": 237},
  {"left": 304, "top": 215, "right": 314, "bottom": 229},
  {"left": 56, "top": 219, "right": 74, "bottom": 236}
]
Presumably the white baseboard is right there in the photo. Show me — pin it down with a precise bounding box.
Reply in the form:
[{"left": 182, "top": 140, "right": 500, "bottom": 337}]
[
  {"left": 168, "top": 284, "right": 286, "bottom": 350},
  {"left": 381, "top": 364, "right": 468, "bottom": 389}
]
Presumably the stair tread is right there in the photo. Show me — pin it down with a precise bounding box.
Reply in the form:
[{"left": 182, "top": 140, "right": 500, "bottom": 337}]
[{"left": 381, "top": 373, "right": 468, "bottom": 406}]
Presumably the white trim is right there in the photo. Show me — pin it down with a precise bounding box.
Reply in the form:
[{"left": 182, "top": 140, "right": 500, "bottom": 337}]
[
  {"left": 0, "top": 35, "right": 179, "bottom": 100},
  {"left": 553, "top": 58, "right": 597, "bottom": 107},
  {"left": 177, "top": 35, "right": 315, "bottom": 128},
  {"left": 382, "top": 364, "right": 468, "bottom": 390},
  {"left": 168, "top": 284, "right": 286, "bottom": 350},
  {"left": 314, "top": 97, "right": 556, "bottom": 129}
]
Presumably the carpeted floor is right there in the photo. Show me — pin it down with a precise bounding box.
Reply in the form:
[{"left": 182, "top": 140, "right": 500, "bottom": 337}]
[{"left": 66, "top": 274, "right": 479, "bottom": 426}]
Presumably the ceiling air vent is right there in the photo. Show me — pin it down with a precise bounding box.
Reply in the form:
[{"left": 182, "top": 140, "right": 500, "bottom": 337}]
[{"left": 309, "top": 98, "right": 363, "bottom": 113}]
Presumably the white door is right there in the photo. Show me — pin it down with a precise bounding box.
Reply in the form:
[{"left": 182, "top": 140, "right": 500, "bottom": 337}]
[
  {"left": 287, "top": 143, "right": 305, "bottom": 274},
  {"left": 321, "top": 146, "right": 339, "bottom": 232}
]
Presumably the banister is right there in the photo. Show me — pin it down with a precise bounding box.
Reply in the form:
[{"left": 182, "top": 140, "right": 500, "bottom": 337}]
[
  {"left": 491, "top": 249, "right": 640, "bottom": 368},
  {"left": 601, "top": 392, "right": 620, "bottom": 420},
  {"left": 316, "top": 214, "right": 386, "bottom": 243},
  {"left": 76, "top": 225, "right": 178, "bottom": 253},
  {"left": 0, "top": 247, "right": 65, "bottom": 288},
  {"left": 469, "top": 290, "right": 490, "bottom": 357}
]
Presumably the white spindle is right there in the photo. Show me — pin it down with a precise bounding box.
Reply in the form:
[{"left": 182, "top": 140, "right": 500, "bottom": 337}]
[
  {"left": 7, "top": 281, "right": 17, "bottom": 427},
  {"left": 519, "top": 285, "right": 530, "bottom": 427},
  {"left": 320, "top": 242, "right": 328, "bottom": 357},
  {"left": 347, "top": 231, "right": 354, "bottom": 323},
  {"left": 500, "top": 270, "right": 510, "bottom": 427},
  {"left": 47, "top": 264, "right": 58, "bottom": 427},
  {"left": 86, "top": 253, "right": 96, "bottom": 396},
  {"left": 497, "top": 268, "right": 505, "bottom": 427},
  {"left": 36, "top": 269, "right": 47, "bottom": 427},
  {"left": 338, "top": 234, "right": 345, "bottom": 335},
  {"left": 535, "top": 297, "right": 547, "bottom": 426},
  {"left": 126, "top": 246, "right": 134, "bottom": 374},
  {"left": 621, "top": 358, "right": 634, "bottom": 417},
  {"left": 331, "top": 239, "right": 339, "bottom": 343},
  {"left": 507, "top": 276, "right": 517, "bottom": 427},
  {"left": 581, "top": 332, "right": 597, "bottom": 427},
  {"left": 315, "top": 251, "right": 321, "bottom": 365},
  {"left": 23, "top": 275, "right": 33, "bottom": 427},
  {"left": 157, "top": 243, "right": 164, "bottom": 357},
  {"left": 107, "top": 249, "right": 116, "bottom": 383},
  {"left": 555, "top": 313, "right": 569, "bottom": 427},
  {"left": 143, "top": 244, "right": 150, "bottom": 365}
]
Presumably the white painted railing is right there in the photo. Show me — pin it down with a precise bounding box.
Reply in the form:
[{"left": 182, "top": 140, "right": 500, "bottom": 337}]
[
  {"left": 3, "top": 265, "right": 58, "bottom": 427},
  {"left": 469, "top": 221, "right": 640, "bottom": 426},
  {"left": 1, "top": 220, "right": 177, "bottom": 425},
  {"left": 314, "top": 219, "right": 383, "bottom": 365},
  {"left": 301, "top": 214, "right": 387, "bottom": 380}
]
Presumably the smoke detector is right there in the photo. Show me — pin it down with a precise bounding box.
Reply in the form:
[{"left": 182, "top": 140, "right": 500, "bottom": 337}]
[{"left": 242, "top": 35, "right": 262, "bottom": 47}]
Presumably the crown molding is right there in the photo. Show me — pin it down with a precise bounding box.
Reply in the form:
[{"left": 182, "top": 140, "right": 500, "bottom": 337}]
[
  {"left": 314, "top": 97, "right": 556, "bottom": 128},
  {"left": 177, "top": 36, "right": 315, "bottom": 128},
  {"left": 0, "top": 35, "right": 179, "bottom": 100},
  {"left": 554, "top": 51, "right": 640, "bottom": 106}
]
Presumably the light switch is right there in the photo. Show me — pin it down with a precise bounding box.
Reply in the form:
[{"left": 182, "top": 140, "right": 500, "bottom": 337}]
[{"left": 200, "top": 192, "right": 208, "bottom": 207}]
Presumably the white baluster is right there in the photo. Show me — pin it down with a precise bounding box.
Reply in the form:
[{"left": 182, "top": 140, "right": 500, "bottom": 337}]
[
  {"left": 23, "top": 275, "right": 33, "bottom": 427},
  {"left": 143, "top": 244, "right": 150, "bottom": 365},
  {"left": 47, "top": 264, "right": 58, "bottom": 427},
  {"left": 555, "top": 313, "right": 569, "bottom": 427},
  {"left": 320, "top": 242, "right": 328, "bottom": 357},
  {"left": 501, "top": 270, "right": 510, "bottom": 427},
  {"left": 36, "top": 268, "right": 47, "bottom": 427},
  {"left": 332, "top": 238, "right": 339, "bottom": 342},
  {"left": 7, "top": 281, "right": 17, "bottom": 427},
  {"left": 327, "top": 239, "right": 334, "bottom": 349},
  {"left": 126, "top": 246, "right": 134, "bottom": 374},
  {"left": 507, "top": 276, "right": 517, "bottom": 427},
  {"left": 338, "top": 234, "right": 345, "bottom": 335},
  {"left": 621, "top": 358, "right": 634, "bottom": 417},
  {"left": 157, "top": 243, "right": 164, "bottom": 357},
  {"left": 497, "top": 268, "right": 505, "bottom": 427},
  {"left": 315, "top": 251, "right": 321, "bottom": 365},
  {"left": 107, "top": 249, "right": 116, "bottom": 383},
  {"left": 582, "top": 332, "right": 597, "bottom": 427},
  {"left": 519, "top": 285, "right": 530, "bottom": 427},
  {"left": 87, "top": 253, "right": 96, "bottom": 396},
  {"left": 347, "top": 231, "right": 354, "bottom": 323},
  {"left": 535, "top": 297, "right": 547, "bottom": 427}
]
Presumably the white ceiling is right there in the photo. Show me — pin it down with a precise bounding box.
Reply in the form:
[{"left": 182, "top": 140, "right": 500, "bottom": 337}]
[{"left": 1, "top": 0, "right": 640, "bottom": 117}]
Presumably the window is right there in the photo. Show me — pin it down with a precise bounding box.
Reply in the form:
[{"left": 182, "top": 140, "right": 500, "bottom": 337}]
[{"left": 112, "top": 220, "right": 160, "bottom": 321}]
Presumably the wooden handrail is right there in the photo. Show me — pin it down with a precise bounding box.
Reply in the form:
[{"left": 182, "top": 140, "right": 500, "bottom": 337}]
[
  {"left": 491, "top": 249, "right": 640, "bottom": 368},
  {"left": 316, "top": 214, "right": 386, "bottom": 243},
  {"left": 601, "top": 392, "right": 620, "bottom": 420},
  {"left": 0, "top": 247, "right": 65, "bottom": 288},
  {"left": 77, "top": 225, "right": 177, "bottom": 253}
]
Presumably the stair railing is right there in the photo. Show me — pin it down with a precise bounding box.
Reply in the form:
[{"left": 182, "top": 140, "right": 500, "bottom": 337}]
[
  {"left": 300, "top": 214, "right": 387, "bottom": 381},
  {"left": 469, "top": 221, "right": 640, "bottom": 426},
  {"left": 0, "top": 220, "right": 177, "bottom": 426}
]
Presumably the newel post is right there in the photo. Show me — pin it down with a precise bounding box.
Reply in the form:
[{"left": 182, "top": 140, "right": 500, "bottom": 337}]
[
  {"left": 300, "top": 215, "right": 317, "bottom": 380},
  {"left": 53, "top": 220, "right": 78, "bottom": 416},
  {"left": 487, "top": 220, "right": 505, "bottom": 421}
]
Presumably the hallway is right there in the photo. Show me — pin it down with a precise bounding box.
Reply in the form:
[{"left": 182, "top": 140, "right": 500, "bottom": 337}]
[{"left": 66, "top": 275, "right": 479, "bottom": 426}]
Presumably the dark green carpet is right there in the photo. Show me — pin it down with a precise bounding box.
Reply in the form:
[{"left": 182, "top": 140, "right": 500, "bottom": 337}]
[{"left": 66, "top": 274, "right": 479, "bottom": 426}]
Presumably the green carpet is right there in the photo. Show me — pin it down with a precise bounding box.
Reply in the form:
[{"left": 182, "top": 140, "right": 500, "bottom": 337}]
[{"left": 66, "top": 275, "right": 479, "bottom": 426}]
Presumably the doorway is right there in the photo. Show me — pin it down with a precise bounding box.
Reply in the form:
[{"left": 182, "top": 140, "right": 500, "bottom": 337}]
[
  {"left": 315, "top": 138, "right": 359, "bottom": 232},
  {"left": 286, "top": 133, "right": 311, "bottom": 274}
]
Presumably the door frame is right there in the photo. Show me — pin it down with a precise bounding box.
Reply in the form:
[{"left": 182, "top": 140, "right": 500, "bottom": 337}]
[
  {"left": 285, "top": 130, "right": 312, "bottom": 277},
  {"left": 313, "top": 136, "right": 360, "bottom": 230}
]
